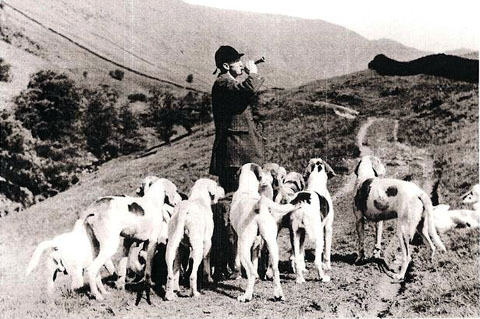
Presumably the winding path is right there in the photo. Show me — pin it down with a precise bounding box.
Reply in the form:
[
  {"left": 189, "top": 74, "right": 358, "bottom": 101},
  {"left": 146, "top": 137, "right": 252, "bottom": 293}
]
[{"left": 332, "top": 116, "right": 403, "bottom": 317}]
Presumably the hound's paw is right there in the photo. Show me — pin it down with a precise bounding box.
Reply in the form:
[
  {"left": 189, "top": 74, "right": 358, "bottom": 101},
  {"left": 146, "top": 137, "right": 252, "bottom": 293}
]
[
  {"left": 321, "top": 275, "right": 331, "bottom": 282},
  {"left": 265, "top": 268, "right": 274, "bottom": 280},
  {"left": 114, "top": 280, "right": 126, "bottom": 290},
  {"left": 392, "top": 273, "right": 404, "bottom": 281},
  {"left": 190, "top": 290, "right": 201, "bottom": 297},
  {"left": 102, "top": 290, "right": 111, "bottom": 296},
  {"left": 295, "top": 277, "right": 306, "bottom": 284},
  {"left": 93, "top": 293, "right": 104, "bottom": 301},
  {"left": 373, "top": 247, "right": 382, "bottom": 259},
  {"left": 274, "top": 288, "right": 285, "bottom": 301},
  {"left": 164, "top": 291, "right": 176, "bottom": 301},
  {"left": 237, "top": 294, "right": 252, "bottom": 302},
  {"left": 322, "top": 262, "right": 331, "bottom": 270}
]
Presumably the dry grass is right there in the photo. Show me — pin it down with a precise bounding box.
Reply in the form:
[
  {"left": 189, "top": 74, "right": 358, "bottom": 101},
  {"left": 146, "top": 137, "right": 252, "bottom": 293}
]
[{"left": 1, "top": 70, "right": 478, "bottom": 318}]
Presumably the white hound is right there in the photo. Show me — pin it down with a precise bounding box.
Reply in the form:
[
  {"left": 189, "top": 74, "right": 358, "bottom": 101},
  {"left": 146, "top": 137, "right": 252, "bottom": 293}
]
[
  {"left": 462, "top": 184, "right": 480, "bottom": 210},
  {"left": 353, "top": 155, "right": 446, "bottom": 280},
  {"left": 433, "top": 204, "right": 480, "bottom": 233},
  {"left": 26, "top": 217, "right": 115, "bottom": 294},
  {"left": 230, "top": 163, "right": 295, "bottom": 302},
  {"left": 85, "top": 178, "right": 181, "bottom": 303},
  {"left": 165, "top": 178, "right": 224, "bottom": 300}
]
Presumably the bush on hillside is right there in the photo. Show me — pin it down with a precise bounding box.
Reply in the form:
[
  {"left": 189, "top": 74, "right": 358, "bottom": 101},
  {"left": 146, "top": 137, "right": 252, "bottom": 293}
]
[
  {"left": 117, "top": 103, "right": 147, "bottom": 154},
  {"left": 83, "top": 85, "right": 121, "bottom": 160},
  {"left": 109, "top": 69, "right": 124, "bottom": 81},
  {"left": 145, "top": 89, "right": 212, "bottom": 143},
  {"left": 127, "top": 92, "right": 148, "bottom": 103},
  {"left": 147, "top": 90, "right": 178, "bottom": 144},
  {"left": 14, "top": 70, "right": 82, "bottom": 141},
  {"left": 0, "top": 57, "right": 12, "bottom": 82},
  {"left": 181, "top": 91, "right": 212, "bottom": 124},
  {"left": 0, "top": 111, "right": 49, "bottom": 199}
]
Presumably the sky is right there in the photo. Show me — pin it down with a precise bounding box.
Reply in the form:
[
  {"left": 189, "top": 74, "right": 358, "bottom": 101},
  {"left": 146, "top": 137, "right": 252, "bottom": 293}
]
[{"left": 183, "top": 0, "right": 479, "bottom": 53}]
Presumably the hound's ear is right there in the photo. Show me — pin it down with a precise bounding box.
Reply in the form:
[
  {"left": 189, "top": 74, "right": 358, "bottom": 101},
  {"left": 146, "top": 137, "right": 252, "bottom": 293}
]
[
  {"left": 279, "top": 167, "right": 287, "bottom": 181},
  {"left": 235, "top": 167, "right": 242, "bottom": 180},
  {"left": 299, "top": 175, "right": 306, "bottom": 190},
  {"left": 163, "top": 182, "right": 178, "bottom": 206},
  {"left": 354, "top": 160, "right": 361, "bottom": 176},
  {"left": 270, "top": 169, "right": 280, "bottom": 186},
  {"left": 215, "top": 185, "right": 225, "bottom": 203},
  {"left": 303, "top": 162, "right": 315, "bottom": 180},
  {"left": 324, "top": 162, "right": 336, "bottom": 179},
  {"left": 270, "top": 169, "right": 278, "bottom": 178},
  {"left": 251, "top": 164, "right": 262, "bottom": 181},
  {"left": 371, "top": 156, "right": 386, "bottom": 177}
]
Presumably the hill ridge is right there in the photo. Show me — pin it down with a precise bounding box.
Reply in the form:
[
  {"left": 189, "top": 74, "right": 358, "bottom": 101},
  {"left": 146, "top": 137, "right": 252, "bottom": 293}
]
[{"left": 2, "top": 2, "right": 207, "bottom": 93}]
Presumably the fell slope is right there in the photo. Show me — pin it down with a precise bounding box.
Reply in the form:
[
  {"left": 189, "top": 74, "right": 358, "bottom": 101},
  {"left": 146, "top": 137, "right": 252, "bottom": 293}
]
[{"left": 1, "top": 0, "right": 427, "bottom": 93}]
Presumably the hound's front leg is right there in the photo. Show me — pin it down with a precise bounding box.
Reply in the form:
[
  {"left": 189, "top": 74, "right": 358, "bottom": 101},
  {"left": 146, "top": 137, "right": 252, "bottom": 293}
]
[{"left": 323, "top": 217, "right": 333, "bottom": 270}]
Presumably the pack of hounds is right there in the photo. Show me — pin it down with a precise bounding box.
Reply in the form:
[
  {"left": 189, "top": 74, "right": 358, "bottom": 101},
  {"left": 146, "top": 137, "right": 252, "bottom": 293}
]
[{"left": 25, "top": 156, "right": 480, "bottom": 304}]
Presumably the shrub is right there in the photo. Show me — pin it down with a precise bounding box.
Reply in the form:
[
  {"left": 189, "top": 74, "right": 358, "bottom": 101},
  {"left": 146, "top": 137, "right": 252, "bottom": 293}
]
[
  {"left": 117, "top": 103, "right": 147, "bottom": 154},
  {"left": 83, "top": 85, "right": 120, "bottom": 160},
  {"left": 148, "top": 90, "right": 177, "bottom": 144},
  {"left": 127, "top": 92, "right": 147, "bottom": 103},
  {"left": 0, "top": 57, "right": 12, "bottom": 82},
  {"left": 14, "top": 70, "right": 82, "bottom": 141},
  {"left": 109, "top": 69, "right": 124, "bottom": 81},
  {"left": 0, "top": 111, "right": 49, "bottom": 197},
  {"left": 181, "top": 91, "right": 212, "bottom": 124}
]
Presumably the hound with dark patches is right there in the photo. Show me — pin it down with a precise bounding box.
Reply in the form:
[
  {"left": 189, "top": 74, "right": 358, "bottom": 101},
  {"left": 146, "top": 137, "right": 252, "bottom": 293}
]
[
  {"left": 353, "top": 156, "right": 387, "bottom": 259},
  {"left": 287, "top": 158, "right": 336, "bottom": 283},
  {"left": 164, "top": 178, "right": 225, "bottom": 300},
  {"left": 353, "top": 155, "right": 446, "bottom": 280},
  {"left": 229, "top": 163, "right": 296, "bottom": 302},
  {"left": 85, "top": 177, "right": 182, "bottom": 303},
  {"left": 275, "top": 171, "right": 305, "bottom": 205}
]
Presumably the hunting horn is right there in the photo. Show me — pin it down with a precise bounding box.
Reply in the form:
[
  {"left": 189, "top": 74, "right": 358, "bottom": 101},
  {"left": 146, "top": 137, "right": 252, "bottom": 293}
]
[{"left": 254, "top": 57, "right": 266, "bottom": 64}]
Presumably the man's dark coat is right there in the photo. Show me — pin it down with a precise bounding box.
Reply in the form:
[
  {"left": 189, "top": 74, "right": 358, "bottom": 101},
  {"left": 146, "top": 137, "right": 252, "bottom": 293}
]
[{"left": 209, "top": 72, "right": 265, "bottom": 176}]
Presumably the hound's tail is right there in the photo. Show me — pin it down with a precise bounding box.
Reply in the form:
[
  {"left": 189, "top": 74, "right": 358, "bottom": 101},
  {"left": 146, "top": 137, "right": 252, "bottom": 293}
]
[
  {"left": 25, "top": 240, "right": 56, "bottom": 276},
  {"left": 255, "top": 195, "right": 295, "bottom": 218},
  {"left": 165, "top": 205, "right": 189, "bottom": 274},
  {"left": 418, "top": 192, "right": 447, "bottom": 252}
]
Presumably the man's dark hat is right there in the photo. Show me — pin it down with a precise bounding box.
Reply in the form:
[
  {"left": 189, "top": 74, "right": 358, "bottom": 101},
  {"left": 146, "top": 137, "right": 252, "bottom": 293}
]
[{"left": 214, "top": 45, "right": 244, "bottom": 68}]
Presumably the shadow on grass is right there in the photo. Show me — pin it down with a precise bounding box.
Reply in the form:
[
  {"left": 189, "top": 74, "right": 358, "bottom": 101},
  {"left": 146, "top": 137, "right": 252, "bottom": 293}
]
[
  {"left": 135, "top": 132, "right": 192, "bottom": 159},
  {"left": 211, "top": 281, "right": 244, "bottom": 299}
]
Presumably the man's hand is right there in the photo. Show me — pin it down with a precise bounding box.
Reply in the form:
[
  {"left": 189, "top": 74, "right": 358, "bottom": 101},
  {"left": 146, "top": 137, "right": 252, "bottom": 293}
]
[{"left": 244, "top": 60, "right": 258, "bottom": 75}]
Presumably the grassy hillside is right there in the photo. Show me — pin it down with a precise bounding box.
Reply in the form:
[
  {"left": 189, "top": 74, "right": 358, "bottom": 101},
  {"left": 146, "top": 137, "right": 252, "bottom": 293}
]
[
  {"left": 1, "top": 0, "right": 427, "bottom": 93},
  {"left": 261, "top": 70, "right": 478, "bottom": 205},
  {"left": 0, "top": 68, "right": 478, "bottom": 317}
]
